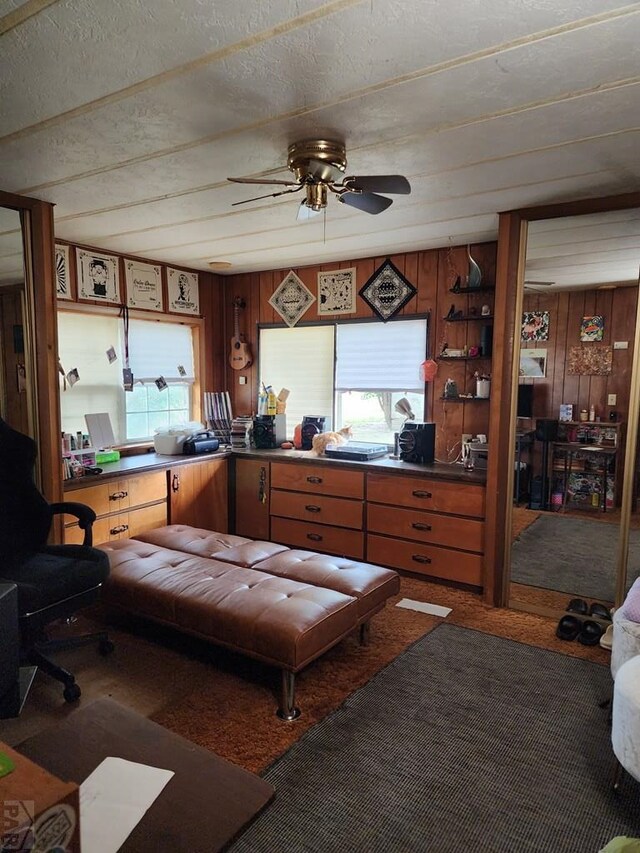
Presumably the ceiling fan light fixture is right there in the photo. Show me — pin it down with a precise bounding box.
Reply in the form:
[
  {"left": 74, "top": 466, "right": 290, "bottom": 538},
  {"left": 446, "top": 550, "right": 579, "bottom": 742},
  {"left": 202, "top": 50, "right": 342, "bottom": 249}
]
[
  {"left": 287, "top": 139, "right": 347, "bottom": 183},
  {"left": 305, "top": 183, "right": 328, "bottom": 211}
]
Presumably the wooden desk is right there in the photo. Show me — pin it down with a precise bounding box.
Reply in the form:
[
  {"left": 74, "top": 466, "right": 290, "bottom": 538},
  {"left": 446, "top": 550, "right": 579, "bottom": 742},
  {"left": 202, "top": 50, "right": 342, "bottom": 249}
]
[{"left": 17, "top": 699, "right": 274, "bottom": 853}]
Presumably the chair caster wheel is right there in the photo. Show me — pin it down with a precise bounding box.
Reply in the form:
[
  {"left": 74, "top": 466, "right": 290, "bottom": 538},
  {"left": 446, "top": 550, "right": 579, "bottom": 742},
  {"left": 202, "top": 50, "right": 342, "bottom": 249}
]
[
  {"left": 63, "top": 683, "right": 81, "bottom": 703},
  {"left": 98, "top": 639, "right": 115, "bottom": 656}
]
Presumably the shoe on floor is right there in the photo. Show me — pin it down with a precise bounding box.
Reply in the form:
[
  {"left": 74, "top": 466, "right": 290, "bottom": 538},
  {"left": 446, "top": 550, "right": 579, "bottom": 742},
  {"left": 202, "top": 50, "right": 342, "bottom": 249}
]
[
  {"left": 590, "top": 602, "right": 612, "bottom": 621},
  {"left": 578, "top": 619, "right": 604, "bottom": 646},
  {"left": 556, "top": 615, "right": 582, "bottom": 641},
  {"left": 600, "top": 623, "right": 614, "bottom": 651},
  {"left": 567, "top": 598, "right": 588, "bottom": 615}
]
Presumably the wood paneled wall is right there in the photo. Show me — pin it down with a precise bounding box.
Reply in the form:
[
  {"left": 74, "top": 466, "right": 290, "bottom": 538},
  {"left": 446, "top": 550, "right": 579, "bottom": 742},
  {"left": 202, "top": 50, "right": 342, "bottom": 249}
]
[
  {"left": 222, "top": 242, "right": 497, "bottom": 459},
  {"left": 0, "top": 287, "right": 30, "bottom": 435},
  {"left": 520, "top": 285, "right": 638, "bottom": 426}
]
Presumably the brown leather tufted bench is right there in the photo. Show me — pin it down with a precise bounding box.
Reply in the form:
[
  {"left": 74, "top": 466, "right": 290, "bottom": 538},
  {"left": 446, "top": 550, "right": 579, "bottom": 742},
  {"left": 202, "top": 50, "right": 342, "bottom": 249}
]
[{"left": 100, "top": 526, "right": 399, "bottom": 719}]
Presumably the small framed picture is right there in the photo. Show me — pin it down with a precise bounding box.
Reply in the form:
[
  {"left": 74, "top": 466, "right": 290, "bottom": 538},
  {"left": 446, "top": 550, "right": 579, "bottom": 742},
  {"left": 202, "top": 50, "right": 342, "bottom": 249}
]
[
  {"left": 125, "top": 259, "right": 163, "bottom": 312},
  {"left": 520, "top": 348, "right": 547, "bottom": 378},
  {"left": 581, "top": 315, "right": 604, "bottom": 342},
  {"left": 76, "top": 249, "right": 120, "bottom": 304},
  {"left": 167, "top": 267, "right": 199, "bottom": 315},
  {"left": 55, "top": 243, "right": 72, "bottom": 300},
  {"left": 559, "top": 403, "right": 574, "bottom": 422},
  {"left": 318, "top": 268, "right": 356, "bottom": 315}
]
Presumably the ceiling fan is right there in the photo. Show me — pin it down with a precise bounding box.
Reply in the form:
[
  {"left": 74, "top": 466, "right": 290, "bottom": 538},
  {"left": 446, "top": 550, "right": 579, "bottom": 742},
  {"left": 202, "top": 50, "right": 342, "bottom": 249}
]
[{"left": 227, "top": 139, "right": 411, "bottom": 220}]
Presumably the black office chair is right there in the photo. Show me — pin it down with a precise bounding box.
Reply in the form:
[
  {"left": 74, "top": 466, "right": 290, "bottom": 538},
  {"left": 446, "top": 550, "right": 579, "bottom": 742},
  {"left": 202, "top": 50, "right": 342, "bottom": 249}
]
[{"left": 0, "top": 418, "right": 112, "bottom": 703}]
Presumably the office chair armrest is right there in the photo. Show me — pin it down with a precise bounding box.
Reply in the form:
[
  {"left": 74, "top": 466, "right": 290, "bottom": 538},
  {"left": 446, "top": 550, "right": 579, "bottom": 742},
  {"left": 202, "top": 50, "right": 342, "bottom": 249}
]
[{"left": 50, "top": 502, "right": 97, "bottom": 546}]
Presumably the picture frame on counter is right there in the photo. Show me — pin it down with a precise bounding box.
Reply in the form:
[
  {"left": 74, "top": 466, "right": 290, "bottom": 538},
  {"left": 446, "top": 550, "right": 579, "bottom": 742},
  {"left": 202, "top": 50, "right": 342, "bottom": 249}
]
[
  {"left": 125, "top": 259, "right": 163, "bottom": 312},
  {"left": 167, "top": 267, "right": 199, "bottom": 315},
  {"left": 76, "top": 248, "right": 121, "bottom": 304}
]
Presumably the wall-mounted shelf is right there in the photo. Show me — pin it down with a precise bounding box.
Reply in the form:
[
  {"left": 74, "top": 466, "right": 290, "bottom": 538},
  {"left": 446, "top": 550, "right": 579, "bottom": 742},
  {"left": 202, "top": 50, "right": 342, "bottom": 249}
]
[
  {"left": 440, "top": 396, "right": 490, "bottom": 403},
  {"left": 443, "top": 315, "right": 494, "bottom": 323},
  {"left": 437, "top": 355, "right": 490, "bottom": 361},
  {"left": 449, "top": 285, "right": 495, "bottom": 294}
]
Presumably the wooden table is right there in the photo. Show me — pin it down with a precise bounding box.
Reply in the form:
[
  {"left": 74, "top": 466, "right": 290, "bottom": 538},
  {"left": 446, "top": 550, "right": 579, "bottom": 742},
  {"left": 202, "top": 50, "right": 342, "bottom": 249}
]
[{"left": 17, "top": 699, "right": 274, "bottom": 852}]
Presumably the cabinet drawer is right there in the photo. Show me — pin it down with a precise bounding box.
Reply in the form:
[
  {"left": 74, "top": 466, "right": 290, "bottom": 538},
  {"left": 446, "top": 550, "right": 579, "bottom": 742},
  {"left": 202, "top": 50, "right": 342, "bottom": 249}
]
[
  {"left": 271, "top": 490, "right": 363, "bottom": 530},
  {"left": 65, "top": 502, "right": 167, "bottom": 545},
  {"left": 367, "top": 534, "right": 483, "bottom": 586},
  {"left": 271, "top": 517, "right": 364, "bottom": 560},
  {"left": 271, "top": 462, "right": 364, "bottom": 499},
  {"left": 367, "top": 473, "right": 485, "bottom": 518},
  {"left": 65, "top": 471, "right": 167, "bottom": 520},
  {"left": 125, "top": 471, "right": 167, "bottom": 507},
  {"left": 367, "top": 504, "right": 484, "bottom": 553}
]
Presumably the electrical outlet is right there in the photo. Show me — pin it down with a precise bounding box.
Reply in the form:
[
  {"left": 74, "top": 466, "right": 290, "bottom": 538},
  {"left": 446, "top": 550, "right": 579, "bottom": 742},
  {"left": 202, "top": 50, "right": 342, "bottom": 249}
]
[
  {"left": 608, "top": 394, "right": 617, "bottom": 406},
  {"left": 239, "top": 376, "right": 247, "bottom": 385},
  {"left": 614, "top": 341, "right": 629, "bottom": 350}
]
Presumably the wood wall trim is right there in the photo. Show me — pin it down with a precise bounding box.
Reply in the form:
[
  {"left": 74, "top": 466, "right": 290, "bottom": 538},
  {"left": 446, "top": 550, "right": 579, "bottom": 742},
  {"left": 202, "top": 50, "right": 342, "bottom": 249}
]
[
  {"left": 484, "top": 212, "right": 526, "bottom": 605},
  {"left": 512, "top": 191, "right": 640, "bottom": 221}
]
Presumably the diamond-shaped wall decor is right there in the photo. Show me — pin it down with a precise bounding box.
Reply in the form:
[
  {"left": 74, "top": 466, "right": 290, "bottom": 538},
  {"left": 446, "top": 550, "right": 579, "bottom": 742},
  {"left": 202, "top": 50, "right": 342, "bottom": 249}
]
[
  {"left": 359, "top": 259, "right": 417, "bottom": 322},
  {"left": 269, "top": 271, "right": 316, "bottom": 327}
]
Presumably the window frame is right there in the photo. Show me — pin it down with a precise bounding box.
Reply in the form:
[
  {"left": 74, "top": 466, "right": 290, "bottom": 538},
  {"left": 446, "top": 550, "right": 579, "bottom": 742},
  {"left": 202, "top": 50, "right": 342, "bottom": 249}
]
[
  {"left": 57, "top": 303, "right": 205, "bottom": 445},
  {"left": 257, "top": 313, "right": 430, "bottom": 442}
]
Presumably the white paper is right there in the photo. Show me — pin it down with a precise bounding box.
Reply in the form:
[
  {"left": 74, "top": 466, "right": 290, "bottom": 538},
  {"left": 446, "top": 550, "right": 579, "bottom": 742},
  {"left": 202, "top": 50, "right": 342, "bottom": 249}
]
[
  {"left": 80, "top": 757, "right": 174, "bottom": 853},
  {"left": 396, "top": 598, "right": 452, "bottom": 617}
]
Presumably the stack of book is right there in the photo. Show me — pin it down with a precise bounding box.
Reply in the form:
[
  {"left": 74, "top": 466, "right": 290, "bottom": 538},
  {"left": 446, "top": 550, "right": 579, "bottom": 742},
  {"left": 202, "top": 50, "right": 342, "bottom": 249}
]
[{"left": 203, "top": 391, "right": 232, "bottom": 445}]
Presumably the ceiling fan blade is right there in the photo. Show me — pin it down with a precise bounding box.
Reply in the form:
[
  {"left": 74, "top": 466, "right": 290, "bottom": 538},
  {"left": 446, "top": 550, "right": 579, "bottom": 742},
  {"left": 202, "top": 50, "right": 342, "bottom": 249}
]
[
  {"left": 297, "top": 202, "right": 322, "bottom": 222},
  {"left": 338, "top": 191, "right": 393, "bottom": 215},
  {"left": 231, "top": 186, "right": 304, "bottom": 206},
  {"left": 343, "top": 175, "right": 411, "bottom": 195},
  {"left": 228, "top": 176, "right": 299, "bottom": 187}
]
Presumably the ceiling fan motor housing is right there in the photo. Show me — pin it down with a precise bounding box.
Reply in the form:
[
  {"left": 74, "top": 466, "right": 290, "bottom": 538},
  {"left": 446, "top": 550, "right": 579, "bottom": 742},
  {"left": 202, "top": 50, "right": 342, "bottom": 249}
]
[{"left": 287, "top": 139, "right": 347, "bottom": 183}]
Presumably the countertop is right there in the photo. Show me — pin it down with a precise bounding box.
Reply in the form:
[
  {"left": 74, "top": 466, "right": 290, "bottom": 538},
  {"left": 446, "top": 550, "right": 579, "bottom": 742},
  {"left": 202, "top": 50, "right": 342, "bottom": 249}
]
[{"left": 64, "top": 446, "right": 487, "bottom": 490}]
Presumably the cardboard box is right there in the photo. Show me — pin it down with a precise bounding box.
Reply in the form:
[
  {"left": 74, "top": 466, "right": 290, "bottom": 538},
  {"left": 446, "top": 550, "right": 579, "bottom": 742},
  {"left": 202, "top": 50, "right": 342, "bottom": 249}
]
[{"left": 0, "top": 742, "right": 80, "bottom": 852}]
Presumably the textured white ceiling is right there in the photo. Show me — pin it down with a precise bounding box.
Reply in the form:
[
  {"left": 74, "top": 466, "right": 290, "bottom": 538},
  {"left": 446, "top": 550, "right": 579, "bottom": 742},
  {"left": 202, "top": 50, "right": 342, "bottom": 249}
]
[{"left": 1, "top": 0, "right": 639, "bottom": 282}]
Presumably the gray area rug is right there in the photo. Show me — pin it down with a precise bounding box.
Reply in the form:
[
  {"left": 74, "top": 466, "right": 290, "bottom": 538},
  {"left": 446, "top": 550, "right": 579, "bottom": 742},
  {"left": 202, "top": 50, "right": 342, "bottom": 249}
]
[
  {"left": 511, "top": 514, "right": 640, "bottom": 602},
  {"left": 230, "top": 625, "right": 640, "bottom": 853}
]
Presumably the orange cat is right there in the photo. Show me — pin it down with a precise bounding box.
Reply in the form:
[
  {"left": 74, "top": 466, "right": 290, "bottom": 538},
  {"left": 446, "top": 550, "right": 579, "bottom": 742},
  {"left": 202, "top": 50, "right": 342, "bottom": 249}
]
[{"left": 311, "top": 426, "right": 353, "bottom": 455}]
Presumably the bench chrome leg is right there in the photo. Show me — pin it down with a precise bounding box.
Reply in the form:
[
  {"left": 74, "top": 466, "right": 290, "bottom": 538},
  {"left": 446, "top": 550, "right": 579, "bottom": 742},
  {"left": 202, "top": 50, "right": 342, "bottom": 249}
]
[
  {"left": 359, "top": 621, "right": 371, "bottom": 646},
  {"left": 276, "top": 670, "right": 300, "bottom": 721}
]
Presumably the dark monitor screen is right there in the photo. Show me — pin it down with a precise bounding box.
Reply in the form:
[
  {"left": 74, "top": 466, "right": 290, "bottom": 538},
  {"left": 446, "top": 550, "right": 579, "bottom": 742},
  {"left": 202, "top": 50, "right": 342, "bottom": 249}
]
[{"left": 517, "top": 384, "right": 534, "bottom": 418}]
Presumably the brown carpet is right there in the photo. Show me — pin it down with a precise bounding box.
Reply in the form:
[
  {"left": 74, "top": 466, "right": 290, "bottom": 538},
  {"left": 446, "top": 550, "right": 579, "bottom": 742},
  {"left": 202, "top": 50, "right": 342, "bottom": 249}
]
[{"left": 152, "top": 576, "right": 608, "bottom": 774}]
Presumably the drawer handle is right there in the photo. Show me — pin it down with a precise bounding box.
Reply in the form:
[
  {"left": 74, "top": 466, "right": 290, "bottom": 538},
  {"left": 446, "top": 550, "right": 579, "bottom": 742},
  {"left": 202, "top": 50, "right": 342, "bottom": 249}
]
[
  {"left": 110, "top": 524, "right": 129, "bottom": 535},
  {"left": 411, "top": 522, "right": 432, "bottom": 532},
  {"left": 307, "top": 533, "right": 323, "bottom": 542},
  {"left": 307, "top": 476, "right": 323, "bottom": 484},
  {"left": 412, "top": 554, "right": 431, "bottom": 565},
  {"left": 109, "top": 490, "right": 128, "bottom": 501},
  {"left": 412, "top": 490, "right": 432, "bottom": 499},
  {"left": 305, "top": 504, "right": 321, "bottom": 513}
]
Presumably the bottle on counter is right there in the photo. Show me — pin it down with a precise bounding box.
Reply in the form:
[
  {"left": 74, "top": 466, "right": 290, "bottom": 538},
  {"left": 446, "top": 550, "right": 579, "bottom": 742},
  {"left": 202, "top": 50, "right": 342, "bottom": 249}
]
[
  {"left": 267, "top": 386, "right": 277, "bottom": 416},
  {"left": 589, "top": 404, "right": 595, "bottom": 422}
]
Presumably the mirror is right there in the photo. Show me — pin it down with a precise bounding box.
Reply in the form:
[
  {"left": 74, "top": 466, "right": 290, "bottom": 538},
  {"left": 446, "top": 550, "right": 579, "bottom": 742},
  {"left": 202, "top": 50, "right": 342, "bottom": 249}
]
[
  {"left": 508, "top": 208, "right": 640, "bottom": 613},
  {"left": 0, "top": 205, "right": 38, "bottom": 456}
]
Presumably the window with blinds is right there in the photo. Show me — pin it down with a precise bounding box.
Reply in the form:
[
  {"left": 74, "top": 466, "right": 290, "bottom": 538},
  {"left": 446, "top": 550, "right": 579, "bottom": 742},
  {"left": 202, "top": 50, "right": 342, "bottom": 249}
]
[
  {"left": 259, "top": 325, "right": 335, "bottom": 431},
  {"left": 57, "top": 312, "right": 196, "bottom": 443},
  {"left": 259, "top": 317, "right": 427, "bottom": 444}
]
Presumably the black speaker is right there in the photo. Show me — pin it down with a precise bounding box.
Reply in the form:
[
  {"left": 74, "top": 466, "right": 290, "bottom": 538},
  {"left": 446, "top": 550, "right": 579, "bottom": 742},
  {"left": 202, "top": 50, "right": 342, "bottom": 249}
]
[
  {"left": 300, "top": 416, "right": 326, "bottom": 450},
  {"left": 399, "top": 422, "right": 436, "bottom": 464},
  {"left": 535, "top": 418, "right": 558, "bottom": 442},
  {"left": 0, "top": 582, "right": 20, "bottom": 719},
  {"left": 252, "top": 414, "right": 287, "bottom": 449}
]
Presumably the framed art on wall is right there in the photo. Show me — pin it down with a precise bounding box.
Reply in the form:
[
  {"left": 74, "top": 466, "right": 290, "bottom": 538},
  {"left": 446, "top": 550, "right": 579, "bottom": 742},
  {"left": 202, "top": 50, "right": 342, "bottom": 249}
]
[
  {"left": 76, "top": 248, "right": 120, "bottom": 303},
  {"left": 318, "top": 268, "right": 356, "bottom": 315},
  {"left": 167, "top": 267, "right": 199, "bottom": 315},
  {"left": 55, "top": 243, "right": 71, "bottom": 300},
  {"left": 519, "top": 348, "right": 547, "bottom": 378},
  {"left": 580, "top": 315, "right": 604, "bottom": 342},
  {"left": 125, "top": 259, "right": 163, "bottom": 312},
  {"left": 359, "top": 259, "right": 416, "bottom": 322},
  {"left": 521, "top": 311, "right": 549, "bottom": 342},
  {"left": 269, "top": 270, "right": 315, "bottom": 327}
]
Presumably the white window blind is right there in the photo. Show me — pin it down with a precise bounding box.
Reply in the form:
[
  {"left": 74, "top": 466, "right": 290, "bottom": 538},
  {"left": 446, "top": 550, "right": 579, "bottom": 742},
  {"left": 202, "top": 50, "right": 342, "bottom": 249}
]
[
  {"left": 335, "top": 319, "right": 427, "bottom": 391},
  {"left": 57, "top": 312, "right": 125, "bottom": 441},
  {"left": 259, "top": 325, "right": 335, "bottom": 431},
  {"left": 129, "top": 319, "right": 195, "bottom": 381}
]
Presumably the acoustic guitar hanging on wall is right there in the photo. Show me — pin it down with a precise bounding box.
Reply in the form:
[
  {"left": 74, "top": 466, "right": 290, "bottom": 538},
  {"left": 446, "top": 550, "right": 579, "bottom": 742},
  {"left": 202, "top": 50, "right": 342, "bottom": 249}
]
[{"left": 229, "top": 297, "right": 253, "bottom": 370}]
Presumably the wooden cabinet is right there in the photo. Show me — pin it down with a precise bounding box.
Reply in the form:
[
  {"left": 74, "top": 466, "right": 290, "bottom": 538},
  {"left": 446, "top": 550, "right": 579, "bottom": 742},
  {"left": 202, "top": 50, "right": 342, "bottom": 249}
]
[
  {"left": 366, "top": 472, "right": 485, "bottom": 587},
  {"left": 169, "top": 458, "right": 228, "bottom": 533},
  {"left": 234, "top": 458, "right": 270, "bottom": 540},
  {"left": 64, "top": 471, "right": 167, "bottom": 545},
  {"left": 269, "top": 461, "right": 364, "bottom": 559}
]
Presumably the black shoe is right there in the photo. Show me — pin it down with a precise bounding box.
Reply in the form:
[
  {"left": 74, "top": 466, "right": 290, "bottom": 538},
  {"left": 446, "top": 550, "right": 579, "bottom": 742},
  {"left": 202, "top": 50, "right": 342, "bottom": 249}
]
[
  {"left": 589, "top": 602, "right": 612, "bottom": 621},
  {"left": 578, "top": 620, "right": 604, "bottom": 646},
  {"left": 567, "top": 598, "right": 588, "bottom": 615},
  {"left": 556, "top": 615, "right": 581, "bottom": 641}
]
